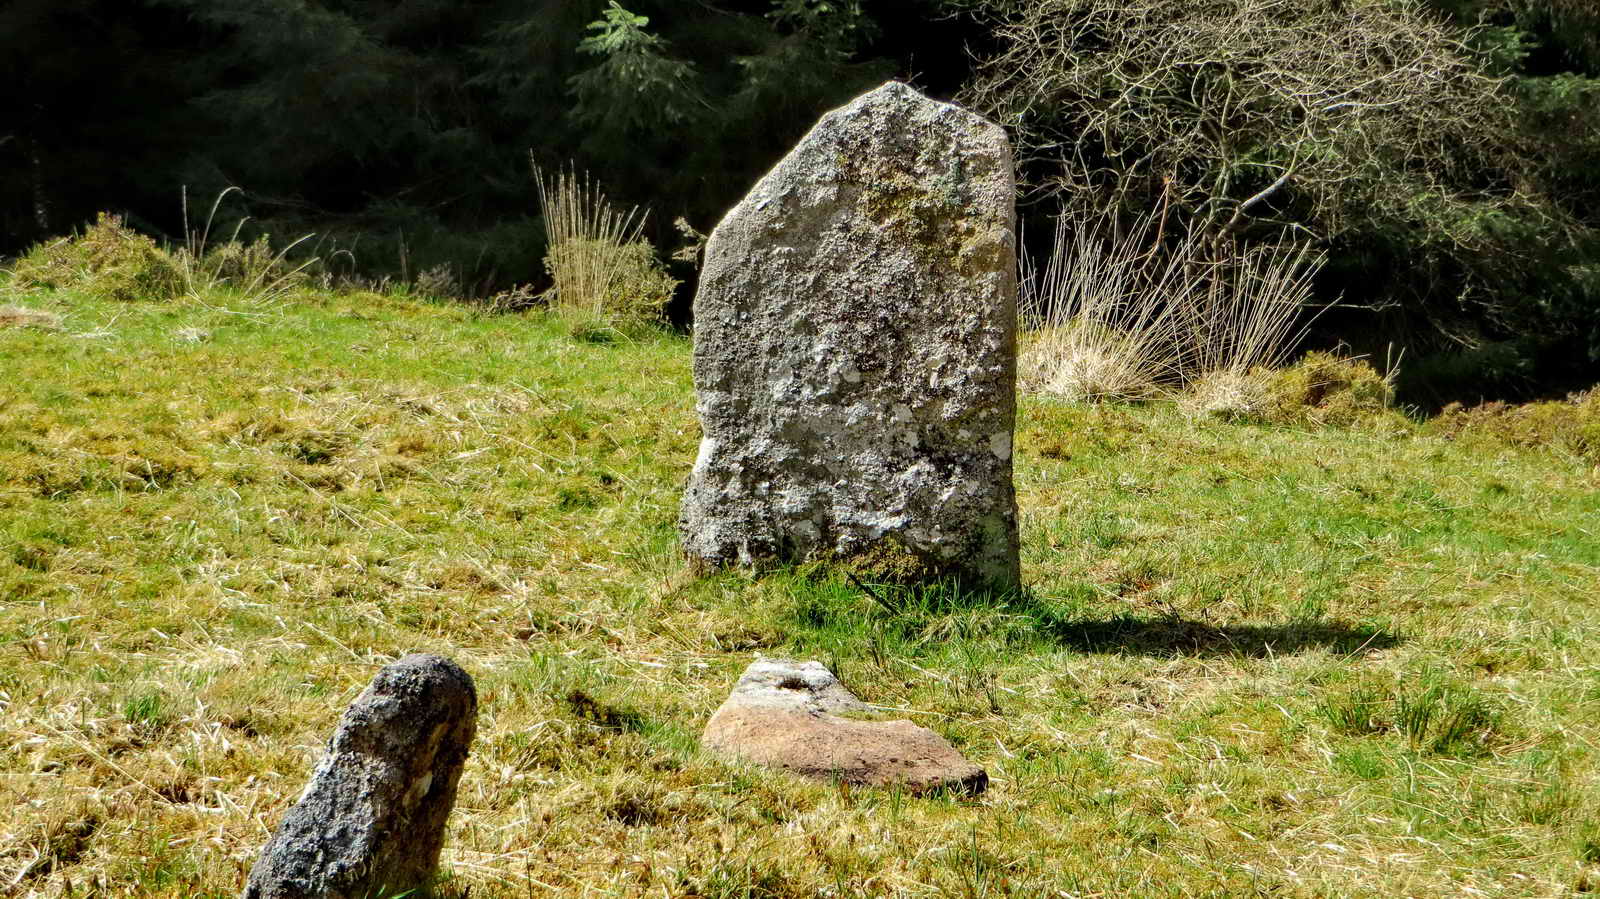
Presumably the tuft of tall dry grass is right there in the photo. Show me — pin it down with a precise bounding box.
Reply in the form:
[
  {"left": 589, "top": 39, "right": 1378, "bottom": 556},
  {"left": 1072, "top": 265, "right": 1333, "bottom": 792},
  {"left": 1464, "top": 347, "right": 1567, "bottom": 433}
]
[
  {"left": 174, "top": 186, "right": 318, "bottom": 307},
  {"left": 1020, "top": 208, "right": 1326, "bottom": 402},
  {"left": 1187, "top": 241, "right": 1325, "bottom": 378},
  {"left": 1020, "top": 211, "right": 1200, "bottom": 401},
  {"left": 533, "top": 163, "right": 676, "bottom": 333}
]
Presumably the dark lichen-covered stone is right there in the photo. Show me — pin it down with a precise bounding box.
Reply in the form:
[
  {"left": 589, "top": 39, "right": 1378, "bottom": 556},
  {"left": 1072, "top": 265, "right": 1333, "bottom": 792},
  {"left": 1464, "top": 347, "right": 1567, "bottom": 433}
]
[
  {"left": 679, "top": 81, "right": 1020, "bottom": 589},
  {"left": 243, "top": 654, "right": 478, "bottom": 899}
]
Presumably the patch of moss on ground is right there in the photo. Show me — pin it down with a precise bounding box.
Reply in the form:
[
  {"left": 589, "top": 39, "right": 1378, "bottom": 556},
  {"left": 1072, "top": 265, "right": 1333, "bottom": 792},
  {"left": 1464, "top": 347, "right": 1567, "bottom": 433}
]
[
  {"left": 1427, "top": 389, "right": 1600, "bottom": 461},
  {"left": 1185, "top": 352, "right": 1407, "bottom": 430},
  {"left": 9, "top": 213, "right": 183, "bottom": 302}
]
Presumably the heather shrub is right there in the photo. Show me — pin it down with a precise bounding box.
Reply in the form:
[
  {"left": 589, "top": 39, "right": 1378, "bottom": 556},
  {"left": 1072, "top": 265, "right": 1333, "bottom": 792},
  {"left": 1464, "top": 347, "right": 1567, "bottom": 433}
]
[
  {"left": 1428, "top": 390, "right": 1600, "bottom": 462},
  {"left": 1263, "top": 351, "right": 1397, "bottom": 426},
  {"left": 174, "top": 234, "right": 311, "bottom": 301},
  {"left": 1185, "top": 352, "right": 1401, "bottom": 428},
  {"left": 10, "top": 213, "right": 182, "bottom": 302},
  {"left": 171, "top": 188, "right": 317, "bottom": 305}
]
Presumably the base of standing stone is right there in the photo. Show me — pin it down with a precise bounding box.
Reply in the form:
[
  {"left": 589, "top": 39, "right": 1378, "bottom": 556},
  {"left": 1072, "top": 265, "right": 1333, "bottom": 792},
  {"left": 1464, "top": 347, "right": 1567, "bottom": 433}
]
[{"left": 685, "top": 540, "right": 1014, "bottom": 592}]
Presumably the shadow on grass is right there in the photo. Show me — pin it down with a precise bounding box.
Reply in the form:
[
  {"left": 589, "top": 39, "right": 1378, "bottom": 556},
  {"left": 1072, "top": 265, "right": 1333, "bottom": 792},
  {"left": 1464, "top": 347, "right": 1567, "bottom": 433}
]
[
  {"left": 833, "top": 575, "right": 1401, "bottom": 659},
  {"left": 1032, "top": 611, "right": 1399, "bottom": 658}
]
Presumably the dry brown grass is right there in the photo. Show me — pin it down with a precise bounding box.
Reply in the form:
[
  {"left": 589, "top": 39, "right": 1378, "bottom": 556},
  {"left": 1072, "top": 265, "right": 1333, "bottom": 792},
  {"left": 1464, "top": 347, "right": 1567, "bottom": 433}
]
[
  {"left": 0, "top": 305, "right": 62, "bottom": 330},
  {"left": 1021, "top": 209, "right": 1325, "bottom": 403},
  {"left": 533, "top": 164, "right": 676, "bottom": 333},
  {"left": 1019, "top": 211, "right": 1198, "bottom": 401}
]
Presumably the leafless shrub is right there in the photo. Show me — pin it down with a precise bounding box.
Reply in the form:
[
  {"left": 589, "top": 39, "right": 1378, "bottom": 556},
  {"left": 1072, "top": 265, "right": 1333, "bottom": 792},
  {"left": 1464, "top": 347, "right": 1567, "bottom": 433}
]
[
  {"left": 962, "top": 0, "right": 1531, "bottom": 250},
  {"left": 415, "top": 263, "right": 460, "bottom": 299},
  {"left": 483, "top": 283, "right": 541, "bottom": 314}
]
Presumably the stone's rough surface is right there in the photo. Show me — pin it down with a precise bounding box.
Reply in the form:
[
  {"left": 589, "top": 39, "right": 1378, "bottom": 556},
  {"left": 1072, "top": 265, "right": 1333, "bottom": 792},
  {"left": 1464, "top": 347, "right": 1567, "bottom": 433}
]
[
  {"left": 702, "top": 658, "right": 988, "bottom": 795},
  {"left": 680, "top": 80, "right": 1020, "bottom": 588},
  {"left": 244, "top": 654, "right": 478, "bottom": 899}
]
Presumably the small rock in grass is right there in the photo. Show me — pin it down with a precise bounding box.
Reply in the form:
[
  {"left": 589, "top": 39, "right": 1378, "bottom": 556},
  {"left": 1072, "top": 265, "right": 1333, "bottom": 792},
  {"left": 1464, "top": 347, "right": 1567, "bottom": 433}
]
[
  {"left": 243, "top": 653, "right": 478, "bottom": 899},
  {"left": 702, "top": 658, "right": 987, "bottom": 795}
]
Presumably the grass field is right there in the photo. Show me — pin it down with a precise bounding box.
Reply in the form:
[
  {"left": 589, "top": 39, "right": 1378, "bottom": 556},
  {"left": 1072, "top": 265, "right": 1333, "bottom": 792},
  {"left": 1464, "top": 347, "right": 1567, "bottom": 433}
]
[{"left": 2, "top": 286, "right": 1599, "bottom": 897}]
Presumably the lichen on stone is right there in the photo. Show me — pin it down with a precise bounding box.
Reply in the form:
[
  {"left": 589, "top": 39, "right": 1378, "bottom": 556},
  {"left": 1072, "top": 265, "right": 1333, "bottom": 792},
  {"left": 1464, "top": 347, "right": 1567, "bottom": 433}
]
[{"left": 679, "top": 81, "right": 1020, "bottom": 589}]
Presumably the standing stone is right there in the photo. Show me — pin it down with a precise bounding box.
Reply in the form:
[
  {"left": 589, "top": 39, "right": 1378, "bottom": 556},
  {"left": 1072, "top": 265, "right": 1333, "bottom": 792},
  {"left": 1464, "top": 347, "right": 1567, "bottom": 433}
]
[
  {"left": 680, "top": 81, "right": 1021, "bottom": 589},
  {"left": 702, "top": 658, "right": 988, "bottom": 795},
  {"left": 244, "top": 654, "right": 477, "bottom": 899}
]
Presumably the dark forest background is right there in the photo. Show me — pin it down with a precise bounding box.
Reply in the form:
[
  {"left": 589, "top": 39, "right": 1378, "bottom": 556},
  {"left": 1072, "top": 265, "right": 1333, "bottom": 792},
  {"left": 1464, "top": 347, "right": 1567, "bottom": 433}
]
[{"left": 2, "top": 0, "right": 1597, "bottom": 403}]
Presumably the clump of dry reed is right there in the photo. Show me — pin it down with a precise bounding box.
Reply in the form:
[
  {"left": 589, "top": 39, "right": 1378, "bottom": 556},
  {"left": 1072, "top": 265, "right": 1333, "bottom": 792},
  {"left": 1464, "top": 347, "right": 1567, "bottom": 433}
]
[
  {"left": 1020, "top": 208, "right": 1326, "bottom": 402},
  {"left": 173, "top": 186, "right": 318, "bottom": 307},
  {"left": 1020, "top": 211, "right": 1199, "bottom": 401},
  {"left": 533, "top": 164, "right": 676, "bottom": 334}
]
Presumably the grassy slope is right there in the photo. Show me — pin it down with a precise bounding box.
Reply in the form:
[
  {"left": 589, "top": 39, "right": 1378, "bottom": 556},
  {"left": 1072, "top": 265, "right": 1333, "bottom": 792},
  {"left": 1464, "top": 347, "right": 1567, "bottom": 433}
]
[{"left": 1, "top": 288, "right": 1598, "bottom": 897}]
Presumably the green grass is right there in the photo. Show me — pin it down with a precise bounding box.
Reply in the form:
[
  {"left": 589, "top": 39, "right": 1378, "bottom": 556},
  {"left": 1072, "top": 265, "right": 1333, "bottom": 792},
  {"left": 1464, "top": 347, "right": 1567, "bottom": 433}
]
[{"left": 2, "top": 285, "right": 1599, "bottom": 896}]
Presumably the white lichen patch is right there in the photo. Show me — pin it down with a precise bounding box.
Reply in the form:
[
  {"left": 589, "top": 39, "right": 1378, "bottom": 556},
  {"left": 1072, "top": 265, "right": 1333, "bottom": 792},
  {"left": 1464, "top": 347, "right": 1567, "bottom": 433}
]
[{"left": 989, "top": 431, "right": 1012, "bottom": 461}]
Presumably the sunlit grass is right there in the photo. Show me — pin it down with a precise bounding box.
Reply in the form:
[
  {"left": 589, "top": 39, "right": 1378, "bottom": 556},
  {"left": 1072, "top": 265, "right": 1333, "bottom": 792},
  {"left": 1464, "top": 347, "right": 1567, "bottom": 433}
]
[{"left": 2, "top": 284, "right": 1599, "bottom": 896}]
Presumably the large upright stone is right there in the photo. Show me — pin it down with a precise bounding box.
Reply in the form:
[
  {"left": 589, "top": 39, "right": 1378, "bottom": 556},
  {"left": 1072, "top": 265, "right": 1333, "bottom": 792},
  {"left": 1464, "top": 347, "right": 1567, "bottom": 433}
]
[
  {"left": 680, "top": 81, "right": 1020, "bottom": 588},
  {"left": 244, "top": 654, "right": 477, "bottom": 899}
]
